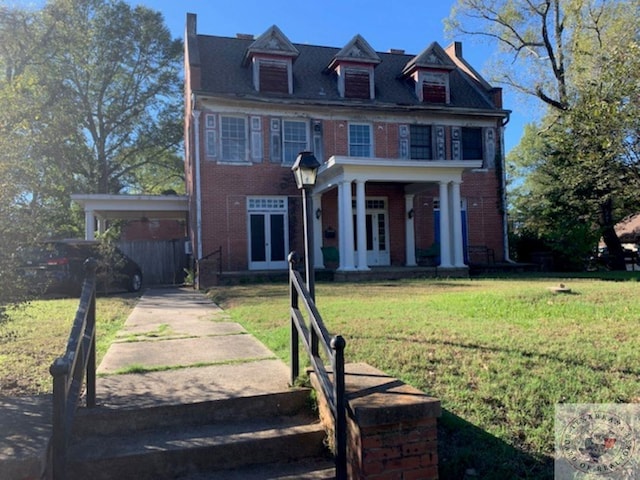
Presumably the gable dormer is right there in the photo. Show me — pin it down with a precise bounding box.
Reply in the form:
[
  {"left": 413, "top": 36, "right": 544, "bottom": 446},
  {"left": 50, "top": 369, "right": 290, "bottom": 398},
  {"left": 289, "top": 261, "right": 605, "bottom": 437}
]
[
  {"left": 244, "top": 25, "right": 299, "bottom": 95},
  {"left": 402, "top": 42, "right": 456, "bottom": 104},
  {"left": 328, "top": 34, "right": 381, "bottom": 100}
]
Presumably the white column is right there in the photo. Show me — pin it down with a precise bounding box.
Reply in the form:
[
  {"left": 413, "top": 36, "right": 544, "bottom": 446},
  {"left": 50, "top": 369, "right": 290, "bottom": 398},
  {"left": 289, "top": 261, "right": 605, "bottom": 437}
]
[
  {"left": 439, "top": 182, "right": 452, "bottom": 267},
  {"left": 451, "top": 181, "right": 465, "bottom": 267},
  {"left": 84, "top": 210, "right": 95, "bottom": 240},
  {"left": 355, "top": 180, "right": 369, "bottom": 271},
  {"left": 312, "top": 194, "right": 324, "bottom": 269},
  {"left": 338, "top": 181, "right": 356, "bottom": 271},
  {"left": 405, "top": 194, "right": 416, "bottom": 266},
  {"left": 97, "top": 217, "right": 106, "bottom": 236}
]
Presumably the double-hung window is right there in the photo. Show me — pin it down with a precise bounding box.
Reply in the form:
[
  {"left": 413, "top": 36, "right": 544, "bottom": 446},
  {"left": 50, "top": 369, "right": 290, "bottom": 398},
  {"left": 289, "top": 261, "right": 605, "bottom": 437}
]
[
  {"left": 282, "top": 120, "right": 308, "bottom": 166},
  {"left": 462, "top": 127, "right": 483, "bottom": 160},
  {"left": 409, "top": 125, "right": 432, "bottom": 160},
  {"left": 220, "top": 116, "right": 247, "bottom": 162},
  {"left": 349, "top": 123, "right": 372, "bottom": 157}
]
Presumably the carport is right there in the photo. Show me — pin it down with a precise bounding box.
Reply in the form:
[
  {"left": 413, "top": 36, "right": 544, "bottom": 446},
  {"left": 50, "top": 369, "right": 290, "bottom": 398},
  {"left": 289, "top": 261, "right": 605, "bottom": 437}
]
[{"left": 71, "top": 194, "right": 190, "bottom": 285}]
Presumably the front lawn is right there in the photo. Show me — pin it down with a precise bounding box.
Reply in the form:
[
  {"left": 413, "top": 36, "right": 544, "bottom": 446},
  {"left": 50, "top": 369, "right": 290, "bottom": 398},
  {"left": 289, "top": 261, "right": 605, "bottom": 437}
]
[
  {"left": 0, "top": 295, "right": 137, "bottom": 396},
  {"left": 209, "top": 277, "right": 640, "bottom": 479}
]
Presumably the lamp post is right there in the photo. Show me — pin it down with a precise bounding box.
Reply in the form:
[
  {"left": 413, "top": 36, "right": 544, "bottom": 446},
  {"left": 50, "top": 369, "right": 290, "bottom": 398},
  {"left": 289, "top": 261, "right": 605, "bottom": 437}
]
[{"left": 292, "top": 151, "right": 320, "bottom": 301}]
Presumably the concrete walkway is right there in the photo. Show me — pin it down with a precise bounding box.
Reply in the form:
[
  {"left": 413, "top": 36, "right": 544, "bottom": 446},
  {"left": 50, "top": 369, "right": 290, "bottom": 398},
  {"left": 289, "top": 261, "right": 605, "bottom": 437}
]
[
  {"left": 0, "top": 287, "right": 291, "bottom": 479},
  {"left": 95, "top": 287, "right": 291, "bottom": 408}
]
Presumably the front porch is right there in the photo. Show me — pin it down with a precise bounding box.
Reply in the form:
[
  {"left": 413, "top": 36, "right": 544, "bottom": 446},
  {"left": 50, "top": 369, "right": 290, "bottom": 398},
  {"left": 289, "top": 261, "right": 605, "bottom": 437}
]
[{"left": 311, "top": 155, "right": 483, "bottom": 273}]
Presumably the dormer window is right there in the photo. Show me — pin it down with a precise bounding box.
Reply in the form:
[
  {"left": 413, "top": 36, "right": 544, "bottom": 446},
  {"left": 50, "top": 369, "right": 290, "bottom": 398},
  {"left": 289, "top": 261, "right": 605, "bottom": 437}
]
[
  {"left": 402, "top": 42, "right": 455, "bottom": 105},
  {"left": 419, "top": 71, "right": 449, "bottom": 104},
  {"left": 256, "top": 58, "right": 290, "bottom": 94},
  {"left": 328, "top": 34, "right": 380, "bottom": 101},
  {"left": 337, "top": 65, "right": 374, "bottom": 99},
  {"left": 244, "top": 25, "right": 299, "bottom": 95}
]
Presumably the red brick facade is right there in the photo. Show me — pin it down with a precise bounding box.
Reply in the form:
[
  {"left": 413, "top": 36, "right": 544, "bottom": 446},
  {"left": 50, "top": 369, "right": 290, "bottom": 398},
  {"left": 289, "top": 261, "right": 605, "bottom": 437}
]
[{"left": 184, "top": 17, "right": 509, "bottom": 275}]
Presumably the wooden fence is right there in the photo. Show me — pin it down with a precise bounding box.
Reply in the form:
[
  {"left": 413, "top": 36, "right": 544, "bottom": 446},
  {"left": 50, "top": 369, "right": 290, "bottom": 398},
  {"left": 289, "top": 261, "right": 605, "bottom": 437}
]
[{"left": 117, "top": 238, "right": 189, "bottom": 286}]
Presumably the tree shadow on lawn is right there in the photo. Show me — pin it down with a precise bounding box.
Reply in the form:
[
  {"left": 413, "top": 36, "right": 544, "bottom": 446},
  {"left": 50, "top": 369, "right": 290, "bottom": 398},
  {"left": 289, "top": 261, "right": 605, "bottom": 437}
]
[{"left": 438, "top": 409, "right": 553, "bottom": 480}]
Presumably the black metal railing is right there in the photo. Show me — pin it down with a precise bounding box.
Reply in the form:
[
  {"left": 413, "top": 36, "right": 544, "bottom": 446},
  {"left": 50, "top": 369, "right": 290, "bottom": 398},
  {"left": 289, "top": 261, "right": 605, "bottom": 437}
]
[
  {"left": 200, "top": 245, "right": 222, "bottom": 276},
  {"left": 288, "top": 253, "right": 347, "bottom": 480},
  {"left": 49, "top": 259, "right": 98, "bottom": 480}
]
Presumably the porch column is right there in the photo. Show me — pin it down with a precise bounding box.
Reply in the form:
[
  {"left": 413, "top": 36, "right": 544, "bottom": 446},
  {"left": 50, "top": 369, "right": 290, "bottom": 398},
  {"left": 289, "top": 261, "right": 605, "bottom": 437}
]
[
  {"left": 451, "top": 181, "right": 465, "bottom": 267},
  {"left": 405, "top": 194, "right": 416, "bottom": 266},
  {"left": 313, "top": 194, "right": 324, "bottom": 269},
  {"left": 97, "top": 218, "right": 106, "bottom": 236},
  {"left": 338, "top": 181, "right": 356, "bottom": 271},
  {"left": 355, "top": 180, "right": 369, "bottom": 271},
  {"left": 84, "top": 210, "right": 95, "bottom": 240},
  {"left": 439, "top": 182, "right": 453, "bottom": 268}
]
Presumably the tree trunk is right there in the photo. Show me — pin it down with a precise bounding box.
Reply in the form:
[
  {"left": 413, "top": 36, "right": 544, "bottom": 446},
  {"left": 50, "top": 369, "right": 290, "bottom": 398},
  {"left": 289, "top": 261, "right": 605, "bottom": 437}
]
[{"left": 599, "top": 201, "right": 626, "bottom": 271}]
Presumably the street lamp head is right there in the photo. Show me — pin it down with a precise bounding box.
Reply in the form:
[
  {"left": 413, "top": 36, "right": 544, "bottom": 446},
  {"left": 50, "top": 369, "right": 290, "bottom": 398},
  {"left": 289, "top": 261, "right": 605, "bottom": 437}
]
[{"left": 292, "top": 151, "right": 320, "bottom": 190}]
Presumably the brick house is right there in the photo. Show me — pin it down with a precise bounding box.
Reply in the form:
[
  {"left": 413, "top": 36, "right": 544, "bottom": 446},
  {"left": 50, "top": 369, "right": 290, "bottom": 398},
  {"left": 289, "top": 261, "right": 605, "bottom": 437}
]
[{"left": 184, "top": 14, "right": 510, "bottom": 281}]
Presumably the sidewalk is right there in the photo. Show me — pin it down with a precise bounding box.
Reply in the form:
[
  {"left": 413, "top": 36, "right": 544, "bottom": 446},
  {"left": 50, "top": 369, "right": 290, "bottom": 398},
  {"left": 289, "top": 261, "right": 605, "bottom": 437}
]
[
  {"left": 0, "top": 287, "right": 292, "bottom": 479},
  {"left": 95, "top": 287, "right": 291, "bottom": 408}
]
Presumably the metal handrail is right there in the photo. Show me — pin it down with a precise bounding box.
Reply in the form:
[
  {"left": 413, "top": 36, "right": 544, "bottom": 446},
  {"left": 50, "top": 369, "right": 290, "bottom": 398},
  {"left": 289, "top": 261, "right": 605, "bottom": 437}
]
[
  {"left": 200, "top": 245, "right": 222, "bottom": 275},
  {"left": 49, "top": 259, "right": 97, "bottom": 480},
  {"left": 289, "top": 254, "right": 346, "bottom": 480}
]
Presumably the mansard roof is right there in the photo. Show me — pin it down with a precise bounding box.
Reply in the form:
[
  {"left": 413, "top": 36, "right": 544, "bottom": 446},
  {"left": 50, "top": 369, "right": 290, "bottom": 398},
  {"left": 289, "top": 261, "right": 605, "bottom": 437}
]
[{"left": 191, "top": 30, "right": 504, "bottom": 112}]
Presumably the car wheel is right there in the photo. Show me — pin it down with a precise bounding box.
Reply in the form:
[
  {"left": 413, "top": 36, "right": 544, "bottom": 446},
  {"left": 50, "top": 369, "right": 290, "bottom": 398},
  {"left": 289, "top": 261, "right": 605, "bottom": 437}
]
[{"left": 129, "top": 272, "right": 142, "bottom": 292}]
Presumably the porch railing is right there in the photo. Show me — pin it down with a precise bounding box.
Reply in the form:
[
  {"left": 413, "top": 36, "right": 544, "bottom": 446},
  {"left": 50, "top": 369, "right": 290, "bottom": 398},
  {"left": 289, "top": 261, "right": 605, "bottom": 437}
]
[
  {"left": 288, "top": 253, "right": 347, "bottom": 480},
  {"left": 49, "top": 259, "right": 97, "bottom": 480}
]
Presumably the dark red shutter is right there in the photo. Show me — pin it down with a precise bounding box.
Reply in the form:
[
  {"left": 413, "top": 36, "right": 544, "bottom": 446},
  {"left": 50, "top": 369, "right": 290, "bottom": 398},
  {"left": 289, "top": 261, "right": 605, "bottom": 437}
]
[
  {"left": 345, "top": 70, "right": 370, "bottom": 99},
  {"left": 422, "top": 83, "right": 446, "bottom": 103},
  {"left": 260, "top": 63, "right": 288, "bottom": 94}
]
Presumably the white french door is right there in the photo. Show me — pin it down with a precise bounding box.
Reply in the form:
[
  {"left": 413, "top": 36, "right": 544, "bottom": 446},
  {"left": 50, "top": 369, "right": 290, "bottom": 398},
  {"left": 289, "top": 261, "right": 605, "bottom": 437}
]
[
  {"left": 353, "top": 198, "right": 390, "bottom": 266},
  {"left": 248, "top": 197, "right": 288, "bottom": 270}
]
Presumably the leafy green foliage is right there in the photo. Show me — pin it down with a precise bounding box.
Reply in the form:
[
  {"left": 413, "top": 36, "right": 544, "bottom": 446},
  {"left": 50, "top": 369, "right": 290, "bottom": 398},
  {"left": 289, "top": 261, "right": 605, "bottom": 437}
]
[
  {"left": 449, "top": 1, "right": 640, "bottom": 269},
  {"left": 0, "top": 0, "right": 184, "bottom": 311}
]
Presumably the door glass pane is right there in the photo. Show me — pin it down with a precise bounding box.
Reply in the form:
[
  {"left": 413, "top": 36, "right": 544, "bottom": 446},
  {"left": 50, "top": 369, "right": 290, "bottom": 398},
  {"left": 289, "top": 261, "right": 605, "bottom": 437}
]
[
  {"left": 377, "top": 214, "right": 386, "bottom": 250},
  {"left": 250, "top": 214, "right": 266, "bottom": 262},
  {"left": 366, "top": 215, "right": 373, "bottom": 250},
  {"left": 270, "top": 214, "right": 285, "bottom": 261}
]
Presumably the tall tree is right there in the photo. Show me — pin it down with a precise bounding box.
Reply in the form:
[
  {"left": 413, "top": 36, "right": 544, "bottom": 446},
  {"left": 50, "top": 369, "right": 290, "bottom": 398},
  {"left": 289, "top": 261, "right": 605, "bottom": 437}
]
[
  {"left": 43, "top": 0, "right": 183, "bottom": 194},
  {"left": 0, "top": 0, "right": 184, "bottom": 309},
  {"left": 448, "top": 0, "right": 640, "bottom": 269}
]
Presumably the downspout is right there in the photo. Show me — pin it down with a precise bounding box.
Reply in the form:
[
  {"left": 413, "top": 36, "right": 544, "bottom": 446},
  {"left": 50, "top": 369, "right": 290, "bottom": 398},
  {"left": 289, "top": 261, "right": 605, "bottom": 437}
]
[
  {"left": 500, "top": 114, "right": 515, "bottom": 263},
  {"left": 192, "top": 108, "right": 203, "bottom": 261}
]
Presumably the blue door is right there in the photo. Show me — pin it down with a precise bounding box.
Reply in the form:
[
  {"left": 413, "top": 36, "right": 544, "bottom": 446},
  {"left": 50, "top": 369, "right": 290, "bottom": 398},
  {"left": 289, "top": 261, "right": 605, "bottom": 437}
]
[{"left": 433, "top": 208, "right": 468, "bottom": 263}]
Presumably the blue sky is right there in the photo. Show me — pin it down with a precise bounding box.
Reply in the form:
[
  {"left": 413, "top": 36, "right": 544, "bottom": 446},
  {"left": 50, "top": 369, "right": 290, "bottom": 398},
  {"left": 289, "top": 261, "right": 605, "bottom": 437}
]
[{"left": 14, "top": 0, "right": 529, "bottom": 152}]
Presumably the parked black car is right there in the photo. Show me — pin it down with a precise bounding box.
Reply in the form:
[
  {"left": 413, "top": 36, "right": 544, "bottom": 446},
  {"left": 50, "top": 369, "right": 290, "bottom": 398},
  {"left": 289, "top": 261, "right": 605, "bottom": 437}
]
[{"left": 20, "top": 240, "right": 143, "bottom": 295}]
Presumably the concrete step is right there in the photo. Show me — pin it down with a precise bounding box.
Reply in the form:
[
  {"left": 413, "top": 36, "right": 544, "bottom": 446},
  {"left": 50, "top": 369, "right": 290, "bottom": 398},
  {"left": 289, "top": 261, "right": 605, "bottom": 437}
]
[
  {"left": 176, "top": 457, "right": 336, "bottom": 479},
  {"left": 66, "top": 389, "right": 331, "bottom": 480},
  {"left": 73, "top": 389, "right": 312, "bottom": 437}
]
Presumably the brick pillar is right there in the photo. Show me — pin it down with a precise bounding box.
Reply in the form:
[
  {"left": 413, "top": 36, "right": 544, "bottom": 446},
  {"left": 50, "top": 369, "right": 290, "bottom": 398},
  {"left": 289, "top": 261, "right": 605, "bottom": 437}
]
[{"left": 310, "top": 362, "right": 441, "bottom": 479}]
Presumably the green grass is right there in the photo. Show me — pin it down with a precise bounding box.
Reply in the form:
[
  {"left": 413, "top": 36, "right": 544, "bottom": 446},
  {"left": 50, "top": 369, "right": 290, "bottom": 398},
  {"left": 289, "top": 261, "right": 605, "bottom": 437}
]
[
  {"left": 0, "top": 295, "right": 137, "bottom": 396},
  {"left": 208, "top": 276, "right": 640, "bottom": 479}
]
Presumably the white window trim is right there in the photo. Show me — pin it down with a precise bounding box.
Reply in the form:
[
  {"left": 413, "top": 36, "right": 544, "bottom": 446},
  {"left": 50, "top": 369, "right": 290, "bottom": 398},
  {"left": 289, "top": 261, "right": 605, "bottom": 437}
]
[
  {"left": 219, "top": 115, "right": 249, "bottom": 164},
  {"left": 281, "top": 119, "right": 309, "bottom": 166},
  {"left": 348, "top": 122, "right": 373, "bottom": 158},
  {"left": 204, "top": 114, "right": 217, "bottom": 158}
]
